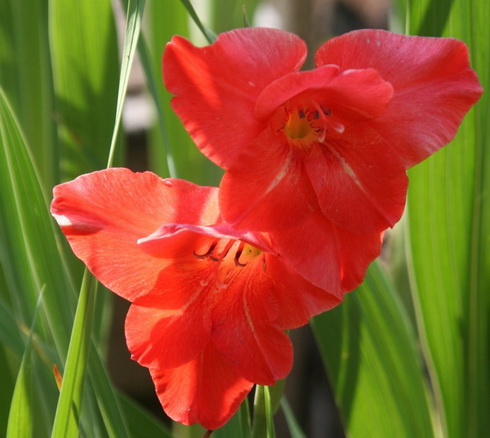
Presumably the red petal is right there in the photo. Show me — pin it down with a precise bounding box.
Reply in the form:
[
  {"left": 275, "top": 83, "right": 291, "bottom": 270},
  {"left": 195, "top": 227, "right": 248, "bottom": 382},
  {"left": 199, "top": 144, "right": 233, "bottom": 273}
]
[
  {"left": 315, "top": 29, "right": 483, "bottom": 167},
  {"left": 256, "top": 65, "right": 393, "bottom": 122},
  {"left": 305, "top": 137, "right": 408, "bottom": 232},
  {"left": 269, "top": 211, "right": 383, "bottom": 295},
  {"left": 50, "top": 169, "right": 219, "bottom": 301},
  {"left": 163, "top": 28, "right": 306, "bottom": 169},
  {"left": 149, "top": 341, "right": 253, "bottom": 430},
  {"left": 125, "top": 262, "right": 216, "bottom": 369},
  {"left": 219, "top": 129, "right": 318, "bottom": 230},
  {"left": 265, "top": 254, "right": 342, "bottom": 329},
  {"left": 211, "top": 257, "right": 293, "bottom": 385}
]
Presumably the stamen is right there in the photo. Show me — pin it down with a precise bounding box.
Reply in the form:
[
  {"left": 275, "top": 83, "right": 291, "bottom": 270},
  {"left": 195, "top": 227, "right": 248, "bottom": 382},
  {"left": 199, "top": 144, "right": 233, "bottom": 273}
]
[
  {"left": 234, "top": 242, "right": 247, "bottom": 267},
  {"left": 193, "top": 242, "right": 217, "bottom": 259}
]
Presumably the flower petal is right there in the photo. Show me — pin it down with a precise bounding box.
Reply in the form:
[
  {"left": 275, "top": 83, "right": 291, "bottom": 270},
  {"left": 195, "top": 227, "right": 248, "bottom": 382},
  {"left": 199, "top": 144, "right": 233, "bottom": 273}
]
[
  {"left": 256, "top": 65, "right": 393, "bottom": 122},
  {"left": 305, "top": 137, "right": 409, "bottom": 232},
  {"left": 138, "top": 222, "right": 275, "bottom": 258},
  {"left": 265, "top": 253, "right": 342, "bottom": 329},
  {"left": 125, "top": 262, "right": 215, "bottom": 369},
  {"left": 50, "top": 168, "right": 219, "bottom": 301},
  {"left": 219, "top": 129, "right": 318, "bottom": 230},
  {"left": 164, "top": 28, "right": 306, "bottom": 169},
  {"left": 211, "top": 257, "right": 293, "bottom": 385},
  {"left": 149, "top": 341, "right": 253, "bottom": 430},
  {"left": 269, "top": 211, "right": 383, "bottom": 295},
  {"left": 315, "top": 29, "right": 483, "bottom": 167}
]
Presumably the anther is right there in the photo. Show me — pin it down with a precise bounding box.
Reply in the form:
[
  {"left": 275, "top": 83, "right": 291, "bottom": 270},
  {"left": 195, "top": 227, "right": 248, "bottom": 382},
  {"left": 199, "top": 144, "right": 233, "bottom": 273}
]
[
  {"left": 193, "top": 242, "right": 217, "bottom": 259},
  {"left": 234, "top": 242, "right": 247, "bottom": 267}
]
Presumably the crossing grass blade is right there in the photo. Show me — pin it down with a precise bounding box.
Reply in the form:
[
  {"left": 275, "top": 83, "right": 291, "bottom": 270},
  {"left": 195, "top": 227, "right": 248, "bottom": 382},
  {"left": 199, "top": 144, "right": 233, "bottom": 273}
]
[
  {"left": 402, "top": 1, "right": 490, "bottom": 436},
  {"left": 311, "top": 261, "right": 435, "bottom": 438}
]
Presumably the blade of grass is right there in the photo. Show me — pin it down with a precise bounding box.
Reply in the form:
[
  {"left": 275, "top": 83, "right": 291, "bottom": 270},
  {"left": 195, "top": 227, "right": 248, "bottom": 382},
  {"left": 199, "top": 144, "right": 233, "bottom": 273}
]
[
  {"left": 51, "top": 271, "right": 97, "bottom": 437},
  {"left": 280, "top": 398, "right": 306, "bottom": 438},
  {"left": 49, "top": 0, "right": 121, "bottom": 179},
  {"left": 107, "top": 0, "right": 146, "bottom": 168},
  {"left": 212, "top": 399, "right": 251, "bottom": 438},
  {"left": 0, "top": 87, "right": 75, "bottom": 357},
  {"left": 117, "top": 392, "right": 173, "bottom": 438},
  {"left": 179, "top": 0, "right": 216, "bottom": 44},
  {"left": 6, "top": 288, "right": 44, "bottom": 438}
]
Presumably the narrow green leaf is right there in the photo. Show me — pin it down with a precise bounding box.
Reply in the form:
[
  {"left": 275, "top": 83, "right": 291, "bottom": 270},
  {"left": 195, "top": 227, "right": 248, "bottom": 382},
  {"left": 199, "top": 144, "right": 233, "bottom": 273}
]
[
  {"left": 106, "top": 0, "right": 146, "bottom": 168},
  {"left": 280, "top": 399, "right": 306, "bottom": 438},
  {"left": 210, "top": 0, "right": 261, "bottom": 33},
  {"left": 6, "top": 289, "right": 44, "bottom": 438},
  {"left": 252, "top": 386, "right": 277, "bottom": 438},
  {"left": 0, "top": 297, "right": 25, "bottom": 358},
  {"left": 0, "top": 0, "right": 58, "bottom": 189},
  {"left": 179, "top": 0, "right": 216, "bottom": 44},
  {"left": 211, "top": 399, "right": 251, "bottom": 438},
  {"left": 49, "top": 0, "right": 121, "bottom": 179},
  {"left": 402, "top": 1, "right": 490, "bottom": 436},
  {"left": 87, "top": 346, "right": 131, "bottom": 438},
  {"left": 51, "top": 271, "right": 97, "bottom": 437},
  {"left": 0, "top": 87, "right": 74, "bottom": 357},
  {"left": 117, "top": 392, "right": 172, "bottom": 438},
  {"left": 311, "top": 262, "right": 434, "bottom": 438}
]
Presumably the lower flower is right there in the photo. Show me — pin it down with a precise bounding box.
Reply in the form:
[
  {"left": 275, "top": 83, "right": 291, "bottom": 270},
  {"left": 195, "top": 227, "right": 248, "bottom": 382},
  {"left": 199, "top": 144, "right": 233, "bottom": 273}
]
[{"left": 50, "top": 168, "right": 381, "bottom": 429}]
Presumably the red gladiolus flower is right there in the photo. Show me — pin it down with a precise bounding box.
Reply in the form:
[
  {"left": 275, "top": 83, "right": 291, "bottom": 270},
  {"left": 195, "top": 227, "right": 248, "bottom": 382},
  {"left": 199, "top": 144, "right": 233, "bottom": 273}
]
[
  {"left": 164, "top": 28, "right": 483, "bottom": 233},
  {"left": 50, "top": 168, "right": 381, "bottom": 429}
]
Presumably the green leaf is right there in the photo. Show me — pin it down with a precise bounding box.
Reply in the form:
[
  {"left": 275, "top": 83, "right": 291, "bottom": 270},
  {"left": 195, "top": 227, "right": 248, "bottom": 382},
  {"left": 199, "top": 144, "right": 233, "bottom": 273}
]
[
  {"left": 6, "top": 289, "right": 44, "bottom": 438},
  {"left": 311, "top": 262, "right": 434, "bottom": 437},
  {"left": 0, "top": 0, "right": 58, "bottom": 189},
  {"left": 280, "top": 399, "right": 306, "bottom": 438},
  {"left": 0, "top": 87, "right": 75, "bottom": 357},
  {"left": 118, "top": 392, "right": 172, "bottom": 438},
  {"left": 403, "top": 1, "right": 490, "bottom": 437},
  {"left": 106, "top": 0, "right": 146, "bottom": 169},
  {"left": 212, "top": 400, "right": 251, "bottom": 438},
  {"left": 49, "top": 0, "right": 121, "bottom": 179},
  {"left": 51, "top": 271, "right": 97, "bottom": 437}
]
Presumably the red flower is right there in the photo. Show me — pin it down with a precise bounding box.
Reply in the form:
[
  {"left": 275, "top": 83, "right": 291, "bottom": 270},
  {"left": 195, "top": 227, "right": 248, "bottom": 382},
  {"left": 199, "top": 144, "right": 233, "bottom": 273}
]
[
  {"left": 50, "top": 168, "right": 381, "bottom": 429},
  {"left": 164, "top": 28, "right": 483, "bottom": 233}
]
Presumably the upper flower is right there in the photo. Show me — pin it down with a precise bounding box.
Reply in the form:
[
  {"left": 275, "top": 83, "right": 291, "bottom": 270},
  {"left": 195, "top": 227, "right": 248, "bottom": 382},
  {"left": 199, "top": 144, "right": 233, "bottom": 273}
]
[
  {"left": 164, "top": 28, "right": 483, "bottom": 233},
  {"left": 50, "top": 168, "right": 381, "bottom": 429}
]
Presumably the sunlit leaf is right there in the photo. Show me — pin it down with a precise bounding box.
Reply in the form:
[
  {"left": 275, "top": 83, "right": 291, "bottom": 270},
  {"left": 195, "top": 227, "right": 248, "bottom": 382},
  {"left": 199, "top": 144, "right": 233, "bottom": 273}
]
[
  {"left": 312, "top": 262, "right": 434, "bottom": 437},
  {"left": 402, "top": 1, "right": 490, "bottom": 436}
]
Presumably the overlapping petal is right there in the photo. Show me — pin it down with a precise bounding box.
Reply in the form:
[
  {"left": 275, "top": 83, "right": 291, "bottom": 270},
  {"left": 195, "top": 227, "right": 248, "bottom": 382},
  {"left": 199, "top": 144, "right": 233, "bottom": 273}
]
[
  {"left": 50, "top": 168, "right": 219, "bottom": 301},
  {"left": 315, "top": 29, "right": 483, "bottom": 167},
  {"left": 270, "top": 211, "right": 383, "bottom": 295},
  {"left": 164, "top": 28, "right": 306, "bottom": 169},
  {"left": 219, "top": 129, "right": 318, "bottom": 230},
  {"left": 125, "top": 262, "right": 215, "bottom": 369}
]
